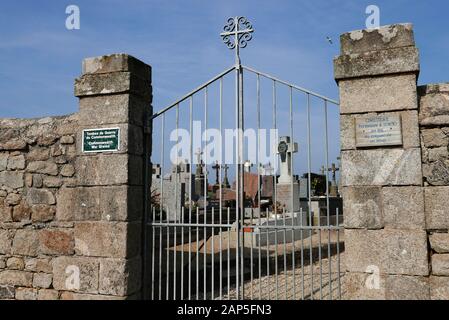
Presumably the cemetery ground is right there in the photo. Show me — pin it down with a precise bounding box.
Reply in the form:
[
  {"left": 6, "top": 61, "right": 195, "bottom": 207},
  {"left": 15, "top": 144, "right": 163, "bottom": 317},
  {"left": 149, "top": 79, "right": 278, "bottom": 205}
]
[{"left": 155, "top": 221, "right": 345, "bottom": 300}]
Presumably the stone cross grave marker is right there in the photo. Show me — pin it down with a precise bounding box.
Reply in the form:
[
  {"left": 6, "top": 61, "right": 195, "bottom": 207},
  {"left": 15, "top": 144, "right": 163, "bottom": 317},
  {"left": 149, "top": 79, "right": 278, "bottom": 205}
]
[{"left": 277, "top": 136, "right": 298, "bottom": 184}]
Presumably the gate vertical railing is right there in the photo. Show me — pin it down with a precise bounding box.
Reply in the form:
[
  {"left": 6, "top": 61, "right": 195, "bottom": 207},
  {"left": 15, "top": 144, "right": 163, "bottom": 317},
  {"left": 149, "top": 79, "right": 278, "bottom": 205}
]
[{"left": 146, "top": 16, "right": 342, "bottom": 301}]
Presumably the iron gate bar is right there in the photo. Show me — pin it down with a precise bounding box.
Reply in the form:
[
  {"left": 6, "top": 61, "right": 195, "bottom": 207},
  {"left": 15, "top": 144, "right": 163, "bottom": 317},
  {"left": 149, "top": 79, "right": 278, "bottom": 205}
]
[
  {"left": 324, "top": 100, "right": 332, "bottom": 299},
  {"left": 204, "top": 87, "right": 207, "bottom": 300},
  {"left": 241, "top": 65, "right": 340, "bottom": 105},
  {"left": 257, "top": 74, "right": 262, "bottom": 299},
  {"left": 188, "top": 96, "right": 193, "bottom": 300},
  {"left": 306, "top": 93, "right": 313, "bottom": 300},
  {"left": 150, "top": 64, "right": 340, "bottom": 123},
  {"left": 148, "top": 222, "right": 341, "bottom": 230},
  {"left": 150, "top": 66, "right": 235, "bottom": 120},
  {"left": 289, "top": 86, "right": 295, "bottom": 300},
  {"left": 219, "top": 78, "right": 223, "bottom": 301},
  {"left": 272, "top": 79, "right": 279, "bottom": 300}
]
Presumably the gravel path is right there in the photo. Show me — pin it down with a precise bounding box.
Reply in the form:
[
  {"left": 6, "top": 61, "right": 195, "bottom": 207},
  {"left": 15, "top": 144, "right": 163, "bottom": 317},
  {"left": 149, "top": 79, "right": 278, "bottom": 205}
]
[{"left": 220, "top": 253, "right": 346, "bottom": 300}]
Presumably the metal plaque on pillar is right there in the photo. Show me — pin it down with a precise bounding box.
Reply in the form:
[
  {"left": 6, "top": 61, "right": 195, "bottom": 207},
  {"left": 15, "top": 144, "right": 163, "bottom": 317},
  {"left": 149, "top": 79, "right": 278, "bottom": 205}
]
[
  {"left": 82, "top": 128, "right": 120, "bottom": 153},
  {"left": 355, "top": 114, "right": 402, "bottom": 148}
]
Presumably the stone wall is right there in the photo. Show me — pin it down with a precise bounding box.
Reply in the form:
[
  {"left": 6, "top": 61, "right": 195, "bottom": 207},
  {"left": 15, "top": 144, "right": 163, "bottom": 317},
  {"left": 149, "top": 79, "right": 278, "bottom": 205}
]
[
  {"left": 336, "top": 23, "right": 449, "bottom": 300},
  {"left": 0, "top": 54, "right": 152, "bottom": 300},
  {"left": 419, "top": 83, "right": 449, "bottom": 299},
  {"left": 336, "top": 24, "right": 430, "bottom": 299}
]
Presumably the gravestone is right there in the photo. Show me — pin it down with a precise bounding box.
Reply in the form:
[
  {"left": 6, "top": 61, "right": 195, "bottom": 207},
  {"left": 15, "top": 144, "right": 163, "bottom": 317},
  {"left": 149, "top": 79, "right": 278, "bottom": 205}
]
[
  {"left": 242, "top": 211, "right": 310, "bottom": 246},
  {"left": 152, "top": 163, "right": 191, "bottom": 221},
  {"left": 276, "top": 137, "right": 300, "bottom": 212}
]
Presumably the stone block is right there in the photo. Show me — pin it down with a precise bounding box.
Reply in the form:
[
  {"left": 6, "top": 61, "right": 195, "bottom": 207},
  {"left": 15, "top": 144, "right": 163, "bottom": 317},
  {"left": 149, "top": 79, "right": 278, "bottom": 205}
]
[
  {"left": 12, "top": 229, "right": 39, "bottom": 256},
  {"left": 341, "top": 148, "right": 422, "bottom": 186},
  {"left": 431, "top": 254, "right": 449, "bottom": 276},
  {"left": 38, "top": 289, "right": 59, "bottom": 300},
  {"left": 7, "top": 155, "right": 25, "bottom": 170},
  {"left": 60, "top": 292, "right": 126, "bottom": 300},
  {"left": 0, "top": 201, "right": 12, "bottom": 222},
  {"left": 56, "top": 185, "right": 143, "bottom": 222},
  {"left": 0, "top": 285, "right": 15, "bottom": 299},
  {"left": 421, "top": 128, "right": 449, "bottom": 148},
  {"left": 26, "top": 161, "right": 58, "bottom": 176},
  {"left": 52, "top": 256, "right": 99, "bottom": 294},
  {"left": 341, "top": 186, "right": 383, "bottom": 229},
  {"left": 32, "top": 174, "right": 43, "bottom": 188},
  {"left": 382, "top": 186, "right": 425, "bottom": 229},
  {"left": 0, "top": 154, "right": 8, "bottom": 171},
  {"left": 15, "top": 288, "right": 38, "bottom": 300},
  {"left": 54, "top": 155, "right": 68, "bottom": 165},
  {"left": 6, "top": 257, "right": 24, "bottom": 270},
  {"left": 60, "top": 135, "right": 75, "bottom": 144},
  {"left": 60, "top": 164, "right": 75, "bottom": 177},
  {"left": 79, "top": 94, "right": 149, "bottom": 127},
  {"left": 430, "top": 276, "right": 449, "bottom": 300},
  {"left": 0, "top": 171, "right": 24, "bottom": 189},
  {"left": 343, "top": 272, "right": 386, "bottom": 300},
  {"left": 39, "top": 229, "right": 74, "bottom": 255},
  {"left": 423, "top": 160, "right": 449, "bottom": 186},
  {"left": 425, "top": 187, "right": 449, "bottom": 229},
  {"left": 99, "top": 257, "right": 141, "bottom": 296},
  {"left": 0, "top": 230, "right": 12, "bottom": 254},
  {"left": 13, "top": 200, "right": 31, "bottom": 222},
  {"left": 24, "top": 258, "right": 52, "bottom": 273},
  {"left": 334, "top": 46, "right": 419, "bottom": 80},
  {"left": 0, "top": 139, "right": 27, "bottom": 151},
  {"left": 31, "top": 205, "right": 56, "bottom": 222},
  {"left": 429, "top": 233, "right": 449, "bottom": 253},
  {"left": 75, "top": 72, "right": 151, "bottom": 101},
  {"left": 27, "top": 148, "right": 50, "bottom": 161},
  {"left": 26, "top": 188, "right": 56, "bottom": 205},
  {"left": 385, "top": 275, "right": 430, "bottom": 300},
  {"left": 76, "top": 154, "right": 143, "bottom": 186},
  {"left": 74, "top": 222, "right": 141, "bottom": 258},
  {"left": 0, "top": 270, "right": 33, "bottom": 286},
  {"left": 340, "top": 24, "right": 415, "bottom": 55},
  {"left": 33, "top": 273, "right": 53, "bottom": 289},
  {"left": 419, "top": 83, "right": 449, "bottom": 95},
  {"left": 82, "top": 54, "right": 151, "bottom": 81},
  {"left": 419, "top": 89, "right": 449, "bottom": 126},
  {"left": 5, "top": 193, "right": 21, "bottom": 206},
  {"left": 345, "top": 229, "right": 428, "bottom": 276},
  {"left": 37, "top": 134, "right": 59, "bottom": 147},
  {"left": 43, "top": 176, "right": 63, "bottom": 188},
  {"left": 339, "top": 75, "right": 418, "bottom": 114},
  {"left": 428, "top": 147, "right": 448, "bottom": 162}
]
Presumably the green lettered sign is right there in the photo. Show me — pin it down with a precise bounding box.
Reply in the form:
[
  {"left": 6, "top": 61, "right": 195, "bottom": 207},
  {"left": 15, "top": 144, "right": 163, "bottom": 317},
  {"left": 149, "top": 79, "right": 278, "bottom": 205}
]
[{"left": 82, "top": 128, "right": 120, "bottom": 153}]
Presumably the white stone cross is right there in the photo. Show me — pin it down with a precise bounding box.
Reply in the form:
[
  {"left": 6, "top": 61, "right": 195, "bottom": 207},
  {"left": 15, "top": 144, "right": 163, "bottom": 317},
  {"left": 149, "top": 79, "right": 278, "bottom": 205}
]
[
  {"left": 277, "top": 136, "right": 298, "bottom": 184},
  {"left": 244, "top": 160, "right": 253, "bottom": 173}
]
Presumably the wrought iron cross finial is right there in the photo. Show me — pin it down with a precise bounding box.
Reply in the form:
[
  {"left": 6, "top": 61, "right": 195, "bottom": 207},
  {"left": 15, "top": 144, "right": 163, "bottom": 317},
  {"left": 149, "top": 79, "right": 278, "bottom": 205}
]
[{"left": 220, "top": 16, "right": 254, "bottom": 65}]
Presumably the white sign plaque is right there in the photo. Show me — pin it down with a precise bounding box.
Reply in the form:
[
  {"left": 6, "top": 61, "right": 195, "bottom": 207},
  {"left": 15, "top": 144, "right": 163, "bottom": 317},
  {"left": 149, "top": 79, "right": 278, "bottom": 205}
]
[{"left": 355, "top": 115, "right": 402, "bottom": 147}]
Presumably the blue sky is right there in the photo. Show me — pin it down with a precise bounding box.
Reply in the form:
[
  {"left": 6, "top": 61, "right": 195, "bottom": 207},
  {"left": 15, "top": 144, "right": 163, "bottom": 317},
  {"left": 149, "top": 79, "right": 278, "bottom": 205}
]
[
  {"left": 1, "top": 0, "right": 448, "bottom": 176},
  {"left": 1, "top": 0, "right": 448, "bottom": 119}
]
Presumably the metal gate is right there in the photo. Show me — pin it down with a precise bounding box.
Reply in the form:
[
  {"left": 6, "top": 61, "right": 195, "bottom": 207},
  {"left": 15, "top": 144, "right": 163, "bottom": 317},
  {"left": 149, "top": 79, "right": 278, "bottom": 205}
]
[{"left": 145, "top": 17, "right": 343, "bottom": 300}]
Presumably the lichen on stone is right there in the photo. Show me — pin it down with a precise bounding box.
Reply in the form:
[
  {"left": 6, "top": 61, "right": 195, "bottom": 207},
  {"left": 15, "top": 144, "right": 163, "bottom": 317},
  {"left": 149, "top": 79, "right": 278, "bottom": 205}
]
[
  {"left": 379, "top": 25, "right": 398, "bottom": 43},
  {"left": 349, "top": 30, "right": 364, "bottom": 41}
]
